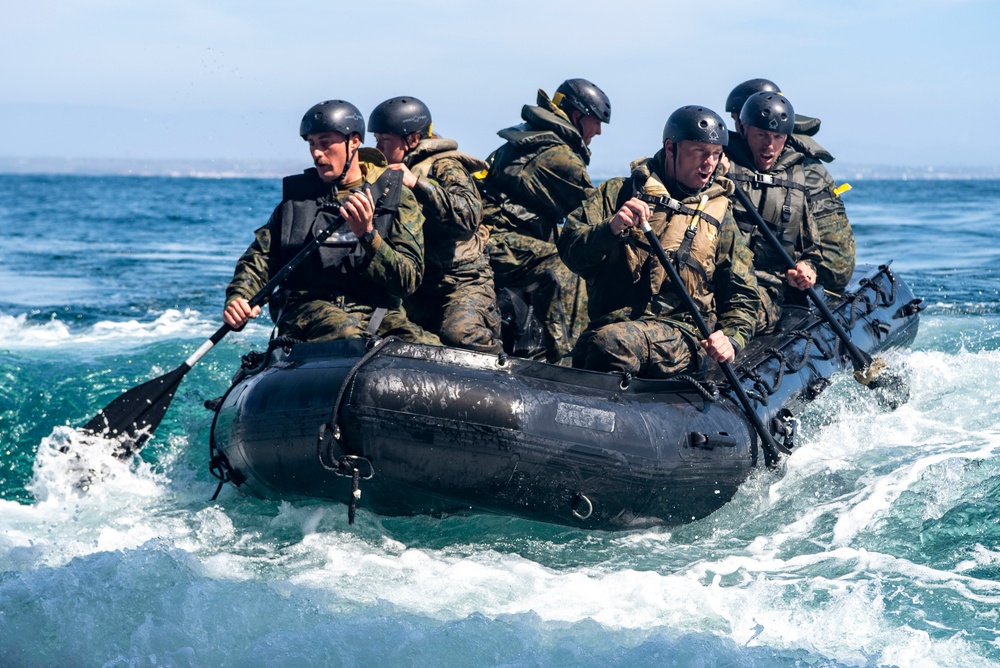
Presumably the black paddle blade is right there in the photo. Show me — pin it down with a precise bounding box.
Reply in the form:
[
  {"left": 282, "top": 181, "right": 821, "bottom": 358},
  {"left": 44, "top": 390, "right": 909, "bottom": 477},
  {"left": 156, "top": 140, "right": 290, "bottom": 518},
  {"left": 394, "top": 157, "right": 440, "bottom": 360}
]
[
  {"left": 82, "top": 364, "right": 190, "bottom": 457},
  {"left": 854, "top": 357, "right": 910, "bottom": 411}
]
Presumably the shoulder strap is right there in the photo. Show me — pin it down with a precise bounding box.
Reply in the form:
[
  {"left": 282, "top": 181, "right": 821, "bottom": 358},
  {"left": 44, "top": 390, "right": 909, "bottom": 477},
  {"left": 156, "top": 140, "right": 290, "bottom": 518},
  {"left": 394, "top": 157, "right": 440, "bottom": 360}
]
[
  {"left": 370, "top": 168, "right": 403, "bottom": 215},
  {"left": 728, "top": 169, "right": 809, "bottom": 194},
  {"left": 634, "top": 193, "right": 722, "bottom": 229},
  {"left": 282, "top": 169, "right": 324, "bottom": 201}
]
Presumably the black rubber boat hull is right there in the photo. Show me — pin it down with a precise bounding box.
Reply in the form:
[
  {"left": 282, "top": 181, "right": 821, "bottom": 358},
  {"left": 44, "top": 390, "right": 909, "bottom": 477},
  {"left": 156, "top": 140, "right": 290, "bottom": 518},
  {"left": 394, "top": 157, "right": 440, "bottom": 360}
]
[{"left": 210, "top": 264, "right": 921, "bottom": 530}]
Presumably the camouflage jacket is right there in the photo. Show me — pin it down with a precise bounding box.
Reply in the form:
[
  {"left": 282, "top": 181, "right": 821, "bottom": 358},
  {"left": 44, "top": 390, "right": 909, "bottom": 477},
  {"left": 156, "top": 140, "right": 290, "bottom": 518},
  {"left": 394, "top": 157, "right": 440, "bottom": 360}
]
[
  {"left": 478, "top": 89, "right": 595, "bottom": 243},
  {"left": 404, "top": 137, "right": 490, "bottom": 272},
  {"left": 225, "top": 155, "right": 425, "bottom": 317},
  {"left": 559, "top": 152, "right": 759, "bottom": 351}
]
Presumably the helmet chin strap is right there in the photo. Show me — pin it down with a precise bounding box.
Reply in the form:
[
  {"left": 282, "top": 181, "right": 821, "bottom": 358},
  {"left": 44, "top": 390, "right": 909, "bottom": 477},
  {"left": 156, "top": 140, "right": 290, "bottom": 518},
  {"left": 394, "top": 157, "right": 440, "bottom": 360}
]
[
  {"left": 667, "top": 144, "right": 694, "bottom": 197},
  {"left": 335, "top": 136, "right": 360, "bottom": 185},
  {"left": 667, "top": 141, "right": 718, "bottom": 197},
  {"left": 569, "top": 110, "right": 585, "bottom": 138}
]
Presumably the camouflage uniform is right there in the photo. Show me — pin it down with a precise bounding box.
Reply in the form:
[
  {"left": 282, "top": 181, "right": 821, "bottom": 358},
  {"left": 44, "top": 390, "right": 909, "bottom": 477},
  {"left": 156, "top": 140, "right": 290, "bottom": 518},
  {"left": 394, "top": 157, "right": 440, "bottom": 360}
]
[
  {"left": 789, "top": 115, "right": 856, "bottom": 292},
  {"left": 726, "top": 132, "right": 826, "bottom": 333},
  {"left": 559, "top": 150, "right": 759, "bottom": 379},
  {"left": 478, "top": 89, "right": 592, "bottom": 363},
  {"left": 225, "top": 153, "right": 437, "bottom": 343},
  {"left": 401, "top": 137, "right": 502, "bottom": 354}
]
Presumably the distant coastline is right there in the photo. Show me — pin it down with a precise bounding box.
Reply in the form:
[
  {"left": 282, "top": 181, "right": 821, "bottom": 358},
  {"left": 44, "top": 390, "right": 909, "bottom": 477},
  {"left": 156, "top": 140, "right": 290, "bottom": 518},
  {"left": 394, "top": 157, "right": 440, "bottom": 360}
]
[{"left": 2, "top": 156, "right": 999, "bottom": 181}]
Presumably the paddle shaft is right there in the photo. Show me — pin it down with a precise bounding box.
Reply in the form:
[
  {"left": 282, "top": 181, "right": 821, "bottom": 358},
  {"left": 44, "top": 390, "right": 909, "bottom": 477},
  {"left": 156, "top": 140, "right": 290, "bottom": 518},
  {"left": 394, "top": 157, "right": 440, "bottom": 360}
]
[
  {"left": 639, "top": 222, "right": 786, "bottom": 464},
  {"left": 728, "top": 182, "right": 873, "bottom": 373}
]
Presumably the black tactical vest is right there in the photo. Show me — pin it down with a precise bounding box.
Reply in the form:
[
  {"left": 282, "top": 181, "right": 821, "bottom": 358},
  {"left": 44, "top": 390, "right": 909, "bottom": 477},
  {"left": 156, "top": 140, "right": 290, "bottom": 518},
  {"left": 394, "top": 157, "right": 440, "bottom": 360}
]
[{"left": 268, "top": 167, "right": 402, "bottom": 291}]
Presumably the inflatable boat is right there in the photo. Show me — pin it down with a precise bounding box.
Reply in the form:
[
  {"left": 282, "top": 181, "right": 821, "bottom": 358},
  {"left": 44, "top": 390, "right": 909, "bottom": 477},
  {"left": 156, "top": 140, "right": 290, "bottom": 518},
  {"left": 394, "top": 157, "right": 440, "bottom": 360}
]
[{"left": 208, "top": 263, "right": 922, "bottom": 530}]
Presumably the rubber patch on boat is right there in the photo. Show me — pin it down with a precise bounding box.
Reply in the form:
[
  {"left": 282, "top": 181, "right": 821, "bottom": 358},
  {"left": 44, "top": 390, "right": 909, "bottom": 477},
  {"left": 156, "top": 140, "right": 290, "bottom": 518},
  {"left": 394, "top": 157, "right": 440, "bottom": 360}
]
[{"left": 555, "top": 403, "right": 616, "bottom": 432}]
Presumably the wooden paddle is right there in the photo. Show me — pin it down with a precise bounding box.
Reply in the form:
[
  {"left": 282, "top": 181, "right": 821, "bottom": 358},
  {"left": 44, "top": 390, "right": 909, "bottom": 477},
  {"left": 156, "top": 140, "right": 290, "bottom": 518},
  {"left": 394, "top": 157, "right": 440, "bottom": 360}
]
[
  {"left": 82, "top": 202, "right": 351, "bottom": 457},
  {"left": 639, "top": 218, "right": 789, "bottom": 467},
  {"left": 728, "top": 181, "right": 909, "bottom": 409}
]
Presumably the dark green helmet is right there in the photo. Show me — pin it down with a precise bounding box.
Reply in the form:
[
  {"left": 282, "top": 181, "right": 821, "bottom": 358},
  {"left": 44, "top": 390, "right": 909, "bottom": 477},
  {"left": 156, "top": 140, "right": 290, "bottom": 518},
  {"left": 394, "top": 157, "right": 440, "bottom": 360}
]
[
  {"left": 299, "top": 100, "right": 366, "bottom": 141},
  {"left": 725, "top": 78, "right": 781, "bottom": 114},
  {"left": 368, "top": 96, "right": 432, "bottom": 137},
  {"left": 555, "top": 78, "right": 612, "bottom": 123},
  {"left": 662, "top": 106, "right": 729, "bottom": 146},
  {"left": 739, "top": 91, "right": 795, "bottom": 136}
]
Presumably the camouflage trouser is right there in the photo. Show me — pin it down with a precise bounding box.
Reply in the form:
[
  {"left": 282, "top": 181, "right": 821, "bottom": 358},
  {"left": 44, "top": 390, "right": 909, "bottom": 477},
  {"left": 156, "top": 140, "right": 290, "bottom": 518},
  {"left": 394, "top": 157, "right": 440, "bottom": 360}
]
[
  {"left": 575, "top": 316, "right": 708, "bottom": 379},
  {"left": 404, "top": 256, "right": 503, "bottom": 354},
  {"left": 488, "top": 231, "right": 588, "bottom": 363},
  {"left": 278, "top": 296, "right": 441, "bottom": 344},
  {"left": 756, "top": 284, "right": 783, "bottom": 336}
]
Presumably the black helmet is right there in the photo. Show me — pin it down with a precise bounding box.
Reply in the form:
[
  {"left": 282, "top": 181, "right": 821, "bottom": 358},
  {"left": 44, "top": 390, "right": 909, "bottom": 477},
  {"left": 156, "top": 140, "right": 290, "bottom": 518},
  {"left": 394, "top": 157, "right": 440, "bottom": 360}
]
[
  {"left": 739, "top": 91, "right": 795, "bottom": 136},
  {"left": 662, "top": 106, "right": 729, "bottom": 146},
  {"left": 555, "top": 78, "right": 612, "bottom": 123},
  {"left": 299, "top": 100, "right": 366, "bottom": 141},
  {"left": 725, "top": 78, "right": 781, "bottom": 114},
  {"left": 368, "top": 96, "right": 432, "bottom": 137}
]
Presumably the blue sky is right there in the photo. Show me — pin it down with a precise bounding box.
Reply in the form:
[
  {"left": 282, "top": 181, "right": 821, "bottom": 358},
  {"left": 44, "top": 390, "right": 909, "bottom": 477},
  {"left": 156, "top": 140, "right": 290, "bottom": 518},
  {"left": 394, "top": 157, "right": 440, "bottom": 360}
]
[{"left": 3, "top": 0, "right": 998, "bottom": 177}]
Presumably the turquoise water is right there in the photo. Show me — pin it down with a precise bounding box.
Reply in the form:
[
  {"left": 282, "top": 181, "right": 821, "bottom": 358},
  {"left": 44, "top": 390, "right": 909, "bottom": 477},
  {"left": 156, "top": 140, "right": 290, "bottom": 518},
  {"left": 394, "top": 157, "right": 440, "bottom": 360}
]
[{"left": 1, "top": 174, "right": 999, "bottom": 666}]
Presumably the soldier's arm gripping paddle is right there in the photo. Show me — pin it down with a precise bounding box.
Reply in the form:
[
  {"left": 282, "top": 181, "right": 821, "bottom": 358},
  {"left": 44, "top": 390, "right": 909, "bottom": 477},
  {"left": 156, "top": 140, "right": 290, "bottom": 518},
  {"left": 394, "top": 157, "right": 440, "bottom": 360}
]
[
  {"left": 81, "top": 203, "right": 349, "bottom": 457},
  {"left": 728, "top": 180, "right": 909, "bottom": 409}
]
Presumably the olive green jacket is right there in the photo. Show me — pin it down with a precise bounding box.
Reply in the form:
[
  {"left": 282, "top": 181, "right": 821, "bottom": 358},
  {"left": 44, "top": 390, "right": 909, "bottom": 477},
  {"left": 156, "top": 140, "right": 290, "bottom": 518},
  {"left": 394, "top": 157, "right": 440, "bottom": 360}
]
[
  {"left": 404, "top": 137, "right": 489, "bottom": 271},
  {"left": 479, "top": 89, "right": 595, "bottom": 244}
]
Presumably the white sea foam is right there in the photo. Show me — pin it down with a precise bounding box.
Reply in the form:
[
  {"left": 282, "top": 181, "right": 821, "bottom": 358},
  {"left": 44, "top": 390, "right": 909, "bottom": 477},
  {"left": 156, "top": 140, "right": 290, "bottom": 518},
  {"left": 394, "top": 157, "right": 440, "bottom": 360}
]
[
  {"left": 0, "top": 308, "right": 269, "bottom": 351},
  {"left": 4, "top": 332, "right": 999, "bottom": 667}
]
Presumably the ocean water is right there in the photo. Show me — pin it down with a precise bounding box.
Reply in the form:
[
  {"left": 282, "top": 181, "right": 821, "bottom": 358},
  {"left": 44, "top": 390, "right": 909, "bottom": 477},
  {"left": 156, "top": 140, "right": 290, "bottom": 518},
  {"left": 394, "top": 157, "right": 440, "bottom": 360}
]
[{"left": 1, "top": 173, "right": 999, "bottom": 667}]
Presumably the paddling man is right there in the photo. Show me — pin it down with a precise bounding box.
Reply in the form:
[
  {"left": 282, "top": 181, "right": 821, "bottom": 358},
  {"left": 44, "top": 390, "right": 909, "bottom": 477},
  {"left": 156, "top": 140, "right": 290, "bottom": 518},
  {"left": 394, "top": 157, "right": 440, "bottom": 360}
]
[
  {"left": 477, "top": 78, "right": 611, "bottom": 363},
  {"left": 223, "top": 99, "right": 433, "bottom": 342},
  {"left": 369, "top": 96, "right": 502, "bottom": 353},
  {"left": 726, "top": 79, "right": 855, "bottom": 293},
  {"left": 726, "top": 91, "right": 848, "bottom": 334},
  {"left": 557, "top": 106, "right": 759, "bottom": 379}
]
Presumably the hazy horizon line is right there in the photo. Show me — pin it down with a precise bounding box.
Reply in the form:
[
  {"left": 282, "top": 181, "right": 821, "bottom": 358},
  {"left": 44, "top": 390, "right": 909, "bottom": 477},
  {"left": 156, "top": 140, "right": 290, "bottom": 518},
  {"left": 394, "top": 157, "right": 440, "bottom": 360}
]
[{"left": 3, "top": 155, "right": 1000, "bottom": 181}]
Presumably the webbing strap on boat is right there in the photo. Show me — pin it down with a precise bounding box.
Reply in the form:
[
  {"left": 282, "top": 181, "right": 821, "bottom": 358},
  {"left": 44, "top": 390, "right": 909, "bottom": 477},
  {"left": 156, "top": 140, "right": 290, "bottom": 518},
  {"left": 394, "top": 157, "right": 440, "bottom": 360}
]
[{"left": 366, "top": 308, "right": 388, "bottom": 335}]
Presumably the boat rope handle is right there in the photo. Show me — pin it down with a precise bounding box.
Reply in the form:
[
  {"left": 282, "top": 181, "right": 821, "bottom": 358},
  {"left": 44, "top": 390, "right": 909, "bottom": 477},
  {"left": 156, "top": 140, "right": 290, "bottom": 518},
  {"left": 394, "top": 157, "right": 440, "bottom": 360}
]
[
  {"left": 746, "top": 370, "right": 777, "bottom": 399},
  {"left": 744, "top": 386, "right": 768, "bottom": 406},
  {"left": 859, "top": 277, "right": 894, "bottom": 308},
  {"left": 841, "top": 293, "right": 872, "bottom": 330},
  {"left": 570, "top": 492, "right": 593, "bottom": 520},
  {"left": 618, "top": 371, "right": 633, "bottom": 390},
  {"left": 318, "top": 336, "right": 403, "bottom": 473},
  {"left": 674, "top": 375, "right": 720, "bottom": 402}
]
